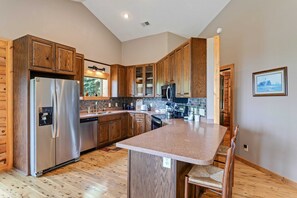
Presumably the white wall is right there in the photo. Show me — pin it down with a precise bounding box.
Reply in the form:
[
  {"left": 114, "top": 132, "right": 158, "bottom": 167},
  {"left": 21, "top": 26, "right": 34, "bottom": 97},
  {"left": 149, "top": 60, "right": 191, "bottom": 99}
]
[
  {"left": 200, "top": 0, "right": 297, "bottom": 182},
  {"left": 122, "top": 32, "right": 187, "bottom": 65},
  {"left": 0, "top": 0, "right": 122, "bottom": 64},
  {"left": 167, "top": 32, "right": 188, "bottom": 53}
]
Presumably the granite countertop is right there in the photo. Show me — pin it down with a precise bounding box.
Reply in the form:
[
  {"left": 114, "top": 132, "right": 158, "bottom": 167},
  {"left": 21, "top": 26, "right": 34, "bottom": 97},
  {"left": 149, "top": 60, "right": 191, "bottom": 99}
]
[
  {"left": 80, "top": 110, "right": 156, "bottom": 119},
  {"left": 116, "top": 119, "right": 227, "bottom": 165}
]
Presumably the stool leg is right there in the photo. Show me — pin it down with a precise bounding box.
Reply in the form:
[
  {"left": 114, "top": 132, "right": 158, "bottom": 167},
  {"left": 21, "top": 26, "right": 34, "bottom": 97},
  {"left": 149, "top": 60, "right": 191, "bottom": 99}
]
[
  {"left": 232, "top": 162, "right": 235, "bottom": 187},
  {"left": 185, "top": 176, "right": 189, "bottom": 198}
]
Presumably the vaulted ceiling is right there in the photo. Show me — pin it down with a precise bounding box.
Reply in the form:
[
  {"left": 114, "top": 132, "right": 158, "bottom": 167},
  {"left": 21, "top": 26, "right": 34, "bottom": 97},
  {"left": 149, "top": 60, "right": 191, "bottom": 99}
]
[{"left": 82, "top": 0, "right": 231, "bottom": 42}]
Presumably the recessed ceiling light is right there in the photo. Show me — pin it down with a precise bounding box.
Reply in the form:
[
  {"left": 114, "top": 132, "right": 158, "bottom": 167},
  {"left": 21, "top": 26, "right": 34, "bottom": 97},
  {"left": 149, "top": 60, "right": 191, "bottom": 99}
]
[{"left": 123, "top": 13, "right": 129, "bottom": 19}]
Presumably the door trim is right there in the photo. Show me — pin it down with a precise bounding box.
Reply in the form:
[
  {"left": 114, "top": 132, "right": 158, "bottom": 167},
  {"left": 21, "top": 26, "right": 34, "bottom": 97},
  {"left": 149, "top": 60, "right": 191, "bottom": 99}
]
[{"left": 220, "top": 64, "right": 235, "bottom": 142}]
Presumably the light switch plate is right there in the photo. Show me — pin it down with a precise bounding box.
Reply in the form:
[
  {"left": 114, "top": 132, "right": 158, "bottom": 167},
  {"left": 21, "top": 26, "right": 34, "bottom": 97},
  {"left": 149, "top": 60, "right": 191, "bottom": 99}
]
[{"left": 163, "top": 157, "right": 171, "bottom": 169}]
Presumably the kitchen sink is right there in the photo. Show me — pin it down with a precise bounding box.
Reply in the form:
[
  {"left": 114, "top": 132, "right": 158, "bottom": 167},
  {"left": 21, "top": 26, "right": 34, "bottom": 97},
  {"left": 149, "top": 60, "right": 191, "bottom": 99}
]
[{"left": 95, "top": 111, "right": 113, "bottom": 115}]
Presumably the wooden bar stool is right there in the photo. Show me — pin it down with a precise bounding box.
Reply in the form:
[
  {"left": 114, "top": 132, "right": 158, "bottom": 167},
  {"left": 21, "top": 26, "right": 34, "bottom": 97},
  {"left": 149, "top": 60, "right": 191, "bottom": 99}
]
[
  {"left": 215, "top": 125, "right": 239, "bottom": 187},
  {"left": 185, "top": 141, "right": 236, "bottom": 198},
  {"left": 217, "top": 125, "right": 239, "bottom": 158}
]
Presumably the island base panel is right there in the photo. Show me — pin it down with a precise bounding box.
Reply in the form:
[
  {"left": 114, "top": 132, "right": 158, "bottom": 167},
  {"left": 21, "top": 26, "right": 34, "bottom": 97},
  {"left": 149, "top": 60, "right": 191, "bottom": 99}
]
[{"left": 128, "top": 150, "right": 196, "bottom": 198}]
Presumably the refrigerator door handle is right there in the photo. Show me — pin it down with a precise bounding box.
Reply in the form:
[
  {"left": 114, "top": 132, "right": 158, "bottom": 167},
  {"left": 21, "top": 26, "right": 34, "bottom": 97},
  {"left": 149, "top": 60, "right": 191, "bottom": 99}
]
[
  {"left": 51, "top": 94, "right": 56, "bottom": 139},
  {"left": 55, "top": 83, "right": 59, "bottom": 138}
]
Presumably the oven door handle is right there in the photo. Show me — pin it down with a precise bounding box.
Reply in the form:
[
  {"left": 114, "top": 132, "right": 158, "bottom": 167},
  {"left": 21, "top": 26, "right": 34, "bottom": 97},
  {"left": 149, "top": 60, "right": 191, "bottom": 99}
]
[
  {"left": 166, "top": 86, "right": 170, "bottom": 101},
  {"left": 152, "top": 118, "right": 162, "bottom": 125}
]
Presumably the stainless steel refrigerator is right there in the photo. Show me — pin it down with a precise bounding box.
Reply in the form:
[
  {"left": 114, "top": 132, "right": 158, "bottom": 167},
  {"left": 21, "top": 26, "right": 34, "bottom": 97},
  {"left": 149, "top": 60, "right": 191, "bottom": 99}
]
[{"left": 30, "top": 77, "right": 80, "bottom": 176}]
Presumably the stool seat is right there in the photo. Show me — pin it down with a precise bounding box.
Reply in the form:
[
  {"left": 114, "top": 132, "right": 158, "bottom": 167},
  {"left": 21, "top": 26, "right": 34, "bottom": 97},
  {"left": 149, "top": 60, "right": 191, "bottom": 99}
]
[
  {"left": 188, "top": 165, "right": 224, "bottom": 190},
  {"left": 217, "top": 145, "right": 229, "bottom": 156}
]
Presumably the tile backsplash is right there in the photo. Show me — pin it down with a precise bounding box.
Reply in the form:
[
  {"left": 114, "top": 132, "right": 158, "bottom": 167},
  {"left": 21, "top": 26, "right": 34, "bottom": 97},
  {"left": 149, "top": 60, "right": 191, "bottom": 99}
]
[{"left": 80, "top": 97, "right": 207, "bottom": 114}]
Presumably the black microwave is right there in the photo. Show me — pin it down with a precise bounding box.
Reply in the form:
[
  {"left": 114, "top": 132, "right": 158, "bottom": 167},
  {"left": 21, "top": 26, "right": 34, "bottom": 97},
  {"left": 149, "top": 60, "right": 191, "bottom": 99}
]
[{"left": 161, "top": 84, "right": 176, "bottom": 101}]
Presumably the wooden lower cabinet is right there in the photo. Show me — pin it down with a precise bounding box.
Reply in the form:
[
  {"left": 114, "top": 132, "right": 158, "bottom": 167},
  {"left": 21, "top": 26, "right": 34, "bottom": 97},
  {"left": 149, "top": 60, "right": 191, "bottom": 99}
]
[
  {"left": 109, "top": 119, "right": 121, "bottom": 142},
  {"left": 96, "top": 113, "right": 149, "bottom": 148},
  {"left": 98, "top": 122, "right": 109, "bottom": 146},
  {"left": 97, "top": 113, "right": 128, "bottom": 148},
  {"left": 134, "top": 118, "right": 145, "bottom": 136},
  {"left": 145, "top": 115, "right": 152, "bottom": 132},
  {"left": 121, "top": 113, "right": 128, "bottom": 139},
  {"left": 128, "top": 113, "right": 147, "bottom": 137},
  {"left": 128, "top": 113, "right": 135, "bottom": 137}
]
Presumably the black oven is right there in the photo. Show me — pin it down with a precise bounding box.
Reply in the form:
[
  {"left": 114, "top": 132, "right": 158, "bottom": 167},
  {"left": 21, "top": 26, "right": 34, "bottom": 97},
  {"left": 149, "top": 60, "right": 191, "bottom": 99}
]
[{"left": 161, "top": 83, "right": 175, "bottom": 101}]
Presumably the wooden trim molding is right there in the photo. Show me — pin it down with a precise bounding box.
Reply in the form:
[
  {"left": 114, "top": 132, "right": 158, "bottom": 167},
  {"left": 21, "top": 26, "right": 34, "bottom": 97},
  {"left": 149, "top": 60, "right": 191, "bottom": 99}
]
[
  {"left": 214, "top": 35, "right": 220, "bottom": 124},
  {"left": 220, "top": 64, "right": 234, "bottom": 142},
  {"left": 0, "top": 38, "right": 13, "bottom": 171},
  {"left": 236, "top": 155, "right": 297, "bottom": 190}
]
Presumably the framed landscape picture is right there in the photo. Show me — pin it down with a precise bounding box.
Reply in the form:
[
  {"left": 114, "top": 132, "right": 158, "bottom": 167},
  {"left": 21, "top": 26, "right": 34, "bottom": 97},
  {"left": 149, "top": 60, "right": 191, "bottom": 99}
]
[{"left": 252, "top": 67, "right": 288, "bottom": 96}]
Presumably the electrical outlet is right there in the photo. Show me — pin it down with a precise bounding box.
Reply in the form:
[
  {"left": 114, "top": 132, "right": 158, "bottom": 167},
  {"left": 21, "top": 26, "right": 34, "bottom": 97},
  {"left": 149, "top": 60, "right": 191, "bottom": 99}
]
[
  {"left": 244, "top": 144, "right": 248, "bottom": 152},
  {"left": 163, "top": 157, "right": 171, "bottom": 169},
  {"left": 199, "top": 109, "right": 205, "bottom": 116}
]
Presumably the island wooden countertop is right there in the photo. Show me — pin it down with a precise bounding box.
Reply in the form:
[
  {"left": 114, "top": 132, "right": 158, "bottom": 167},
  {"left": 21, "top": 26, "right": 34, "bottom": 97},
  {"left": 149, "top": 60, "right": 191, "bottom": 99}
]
[{"left": 116, "top": 119, "right": 227, "bottom": 165}]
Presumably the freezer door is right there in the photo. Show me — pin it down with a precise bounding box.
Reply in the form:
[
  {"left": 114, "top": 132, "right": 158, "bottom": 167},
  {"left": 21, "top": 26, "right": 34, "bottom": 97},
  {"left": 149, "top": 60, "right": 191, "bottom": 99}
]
[
  {"left": 30, "top": 78, "right": 56, "bottom": 175},
  {"left": 55, "top": 79, "right": 80, "bottom": 165}
]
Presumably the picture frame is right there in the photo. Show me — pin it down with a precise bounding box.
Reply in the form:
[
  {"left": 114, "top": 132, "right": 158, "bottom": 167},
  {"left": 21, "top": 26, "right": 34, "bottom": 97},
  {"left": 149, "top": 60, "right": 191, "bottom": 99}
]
[{"left": 252, "top": 67, "right": 288, "bottom": 96}]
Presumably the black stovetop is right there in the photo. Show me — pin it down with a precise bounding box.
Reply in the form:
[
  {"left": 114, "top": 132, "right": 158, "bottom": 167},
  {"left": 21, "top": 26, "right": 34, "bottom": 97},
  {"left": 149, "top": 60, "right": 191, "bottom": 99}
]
[{"left": 151, "top": 114, "right": 167, "bottom": 120}]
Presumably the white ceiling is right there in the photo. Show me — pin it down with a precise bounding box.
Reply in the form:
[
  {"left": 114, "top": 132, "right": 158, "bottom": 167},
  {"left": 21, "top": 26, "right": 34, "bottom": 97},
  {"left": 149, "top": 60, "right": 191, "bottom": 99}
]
[{"left": 82, "top": 0, "right": 231, "bottom": 42}]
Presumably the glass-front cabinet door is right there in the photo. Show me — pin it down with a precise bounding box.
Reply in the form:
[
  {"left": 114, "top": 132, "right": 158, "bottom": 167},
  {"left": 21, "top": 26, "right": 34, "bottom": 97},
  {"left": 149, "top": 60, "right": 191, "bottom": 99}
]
[
  {"left": 145, "top": 64, "right": 154, "bottom": 97},
  {"left": 135, "top": 66, "right": 144, "bottom": 97}
]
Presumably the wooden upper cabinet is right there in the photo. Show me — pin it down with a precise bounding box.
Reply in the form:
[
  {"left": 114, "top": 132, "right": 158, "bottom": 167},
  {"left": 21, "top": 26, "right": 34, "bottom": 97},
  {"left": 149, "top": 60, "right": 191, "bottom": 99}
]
[
  {"left": 173, "top": 38, "right": 207, "bottom": 98},
  {"left": 155, "top": 60, "right": 164, "bottom": 97},
  {"left": 26, "top": 35, "right": 77, "bottom": 76},
  {"left": 29, "top": 37, "right": 55, "bottom": 72},
  {"left": 163, "top": 56, "right": 169, "bottom": 84},
  {"left": 135, "top": 65, "right": 145, "bottom": 97},
  {"left": 55, "top": 44, "right": 76, "bottom": 75},
  {"left": 168, "top": 52, "right": 175, "bottom": 83},
  {"left": 111, "top": 65, "right": 126, "bottom": 97},
  {"left": 175, "top": 47, "right": 183, "bottom": 97},
  {"left": 118, "top": 66, "right": 126, "bottom": 97},
  {"left": 75, "top": 53, "right": 84, "bottom": 96},
  {"left": 144, "top": 64, "right": 154, "bottom": 97},
  {"left": 126, "top": 66, "right": 135, "bottom": 97},
  {"left": 182, "top": 43, "right": 191, "bottom": 97}
]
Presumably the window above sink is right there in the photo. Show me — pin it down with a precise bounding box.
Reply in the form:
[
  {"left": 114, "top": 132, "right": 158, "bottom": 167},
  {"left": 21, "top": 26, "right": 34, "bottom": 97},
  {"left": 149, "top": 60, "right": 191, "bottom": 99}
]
[{"left": 83, "top": 59, "right": 110, "bottom": 100}]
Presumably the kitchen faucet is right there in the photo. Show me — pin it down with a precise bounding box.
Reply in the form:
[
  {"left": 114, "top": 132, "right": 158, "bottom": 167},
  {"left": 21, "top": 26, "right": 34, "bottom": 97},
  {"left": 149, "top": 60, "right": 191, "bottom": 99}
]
[{"left": 95, "top": 102, "right": 98, "bottom": 113}]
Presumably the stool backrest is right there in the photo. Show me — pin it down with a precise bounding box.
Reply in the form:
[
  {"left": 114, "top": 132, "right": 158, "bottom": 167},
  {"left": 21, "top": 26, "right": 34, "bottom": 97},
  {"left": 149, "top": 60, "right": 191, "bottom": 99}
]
[
  {"left": 222, "top": 141, "right": 236, "bottom": 198},
  {"left": 233, "top": 125, "right": 239, "bottom": 143}
]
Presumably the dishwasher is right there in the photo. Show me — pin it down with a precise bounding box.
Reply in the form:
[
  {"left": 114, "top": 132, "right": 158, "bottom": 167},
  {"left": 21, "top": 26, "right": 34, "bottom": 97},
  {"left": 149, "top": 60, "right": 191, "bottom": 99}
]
[{"left": 80, "top": 117, "right": 98, "bottom": 152}]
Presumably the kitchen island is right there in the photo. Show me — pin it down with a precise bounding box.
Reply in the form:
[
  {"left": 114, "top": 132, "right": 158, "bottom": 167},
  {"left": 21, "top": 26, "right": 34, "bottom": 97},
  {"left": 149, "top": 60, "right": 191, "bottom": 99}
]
[{"left": 116, "top": 120, "right": 227, "bottom": 198}]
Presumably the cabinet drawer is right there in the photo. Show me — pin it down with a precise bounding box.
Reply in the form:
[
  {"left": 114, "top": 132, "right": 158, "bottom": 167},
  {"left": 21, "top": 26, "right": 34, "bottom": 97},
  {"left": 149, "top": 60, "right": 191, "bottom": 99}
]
[
  {"left": 99, "top": 114, "right": 122, "bottom": 123},
  {"left": 134, "top": 113, "right": 145, "bottom": 119}
]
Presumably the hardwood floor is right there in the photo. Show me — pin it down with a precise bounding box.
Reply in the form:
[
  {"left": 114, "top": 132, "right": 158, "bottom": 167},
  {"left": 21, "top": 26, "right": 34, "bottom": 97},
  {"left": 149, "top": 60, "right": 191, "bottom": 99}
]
[{"left": 0, "top": 145, "right": 297, "bottom": 198}]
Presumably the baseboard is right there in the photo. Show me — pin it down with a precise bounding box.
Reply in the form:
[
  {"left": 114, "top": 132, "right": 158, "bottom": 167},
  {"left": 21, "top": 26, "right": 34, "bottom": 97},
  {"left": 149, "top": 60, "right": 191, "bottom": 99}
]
[{"left": 235, "top": 155, "right": 297, "bottom": 190}]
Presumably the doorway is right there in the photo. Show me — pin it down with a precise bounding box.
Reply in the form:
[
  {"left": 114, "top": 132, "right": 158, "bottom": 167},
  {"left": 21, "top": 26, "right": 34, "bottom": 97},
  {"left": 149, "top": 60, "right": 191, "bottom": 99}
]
[{"left": 219, "top": 64, "right": 234, "bottom": 146}]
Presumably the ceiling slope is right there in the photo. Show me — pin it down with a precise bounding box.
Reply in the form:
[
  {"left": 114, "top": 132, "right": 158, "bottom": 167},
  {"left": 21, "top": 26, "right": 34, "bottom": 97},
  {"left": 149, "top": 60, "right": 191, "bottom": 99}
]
[{"left": 83, "top": 0, "right": 230, "bottom": 42}]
